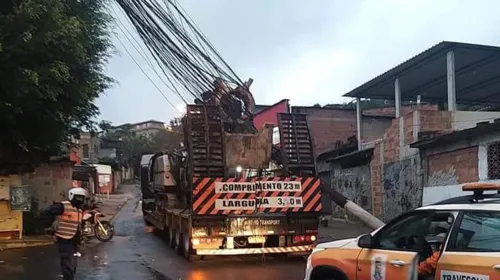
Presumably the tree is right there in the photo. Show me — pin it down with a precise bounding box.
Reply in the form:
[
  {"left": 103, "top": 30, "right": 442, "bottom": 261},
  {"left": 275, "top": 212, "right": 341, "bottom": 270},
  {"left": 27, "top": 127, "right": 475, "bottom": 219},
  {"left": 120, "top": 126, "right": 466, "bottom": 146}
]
[
  {"left": 98, "top": 120, "right": 113, "bottom": 132},
  {"left": 150, "top": 129, "right": 182, "bottom": 152},
  {"left": 0, "top": 0, "right": 113, "bottom": 172}
]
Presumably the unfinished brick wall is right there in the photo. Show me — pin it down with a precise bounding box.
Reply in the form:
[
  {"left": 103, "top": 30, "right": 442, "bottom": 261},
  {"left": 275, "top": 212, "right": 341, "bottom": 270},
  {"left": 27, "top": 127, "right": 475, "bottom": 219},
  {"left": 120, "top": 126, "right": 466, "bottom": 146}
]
[
  {"left": 427, "top": 147, "right": 479, "bottom": 186},
  {"left": 364, "top": 104, "right": 438, "bottom": 117},
  {"left": 292, "top": 107, "right": 357, "bottom": 155},
  {"left": 404, "top": 112, "right": 415, "bottom": 145},
  {"left": 370, "top": 141, "right": 383, "bottom": 218},
  {"left": 383, "top": 118, "right": 400, "bottom": 163},
  {"left": 420, "top": 110, "right": 453, "bottom": 133}
]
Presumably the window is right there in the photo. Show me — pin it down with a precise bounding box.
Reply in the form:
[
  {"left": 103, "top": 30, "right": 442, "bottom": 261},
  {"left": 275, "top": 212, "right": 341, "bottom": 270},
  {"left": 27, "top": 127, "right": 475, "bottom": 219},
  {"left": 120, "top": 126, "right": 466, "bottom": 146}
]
[
  {"left": 487, "top": 141, "right": 500, "bottom": 179},
  {"left": 450, "top": 212, "right": 500, "bottom": 252},
  {"left": 373, "top": 211, "right": 432, "bottom": 251},
  {"left": 82, "top": 144, "right": 89, "bottom": 158},
  {"left": 373, "top": 211, "right": 454, "bottom": 252}
]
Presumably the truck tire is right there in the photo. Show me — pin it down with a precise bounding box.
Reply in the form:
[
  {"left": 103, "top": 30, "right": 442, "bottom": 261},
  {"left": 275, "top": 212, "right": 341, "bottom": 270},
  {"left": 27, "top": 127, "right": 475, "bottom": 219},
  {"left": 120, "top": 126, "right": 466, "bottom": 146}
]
[
  {"left": 168, "top": 228, "right": 176, "bottom": 248},
  {"left": 175, "top": 231, "right": 183, "bottom": 255},
  {"left": 144, "top": 218, "right": 153, "bottom": 227},
  {"left": 183, "top": 234, "right": 201, "bottom": 262}
]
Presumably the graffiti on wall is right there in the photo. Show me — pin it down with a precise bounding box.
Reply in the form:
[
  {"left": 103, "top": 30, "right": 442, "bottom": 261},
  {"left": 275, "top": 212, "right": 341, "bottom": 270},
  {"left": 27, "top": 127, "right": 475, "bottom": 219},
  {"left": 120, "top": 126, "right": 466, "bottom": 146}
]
[
  {"left": 427, "top": 166, "right": 458, "bottom": 187},
  {"left": 10, "top": 185, "right": 31, "bottom": 211},
  {"left": 383, "top": 159, "right": 422, "bottom": 222},
  {"left": 332, "top": 164, "right": 371, "bottom": 220}
]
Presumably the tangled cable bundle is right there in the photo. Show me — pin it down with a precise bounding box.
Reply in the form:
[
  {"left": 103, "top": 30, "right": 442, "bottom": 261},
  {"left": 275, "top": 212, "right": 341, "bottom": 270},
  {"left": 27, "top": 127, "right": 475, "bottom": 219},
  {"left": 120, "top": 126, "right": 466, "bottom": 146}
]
[{"left": 115, "top": 0, "right": 245, "bottom": 104}]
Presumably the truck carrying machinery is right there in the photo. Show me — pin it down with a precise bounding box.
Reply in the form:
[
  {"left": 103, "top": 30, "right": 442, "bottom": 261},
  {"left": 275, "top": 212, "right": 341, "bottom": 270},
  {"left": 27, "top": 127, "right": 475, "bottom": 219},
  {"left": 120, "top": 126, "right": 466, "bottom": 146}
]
[
  {"left": 142, "top": 101, "right": 323, "bottom": 260},
  {"left": 121, "top": 0, "right": 384, "bottom": 261}
]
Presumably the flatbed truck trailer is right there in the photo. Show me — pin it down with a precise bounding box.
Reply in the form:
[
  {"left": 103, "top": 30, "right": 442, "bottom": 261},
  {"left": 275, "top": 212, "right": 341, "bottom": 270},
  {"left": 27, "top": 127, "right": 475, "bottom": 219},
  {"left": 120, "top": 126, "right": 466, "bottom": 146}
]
[
  {"left": 144, "top": 175, "right": 322, "bottom": 260},
  {"left": 141, "top": 104, "right": 324, "bottom": 260}
]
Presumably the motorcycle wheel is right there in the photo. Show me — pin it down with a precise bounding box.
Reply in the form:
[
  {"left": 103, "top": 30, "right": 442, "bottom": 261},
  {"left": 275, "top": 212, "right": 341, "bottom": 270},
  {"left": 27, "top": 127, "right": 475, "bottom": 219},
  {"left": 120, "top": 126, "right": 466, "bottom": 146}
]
[{"left": 94, "top": 221, "right": 114, "bottom": 242}]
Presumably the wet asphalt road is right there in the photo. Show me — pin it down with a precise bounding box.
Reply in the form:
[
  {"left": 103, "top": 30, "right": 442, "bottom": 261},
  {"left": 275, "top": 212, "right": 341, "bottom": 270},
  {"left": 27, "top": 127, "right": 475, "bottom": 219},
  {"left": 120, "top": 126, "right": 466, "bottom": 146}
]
[{"left": 0, "top": 185, "right": 307, "bottom": 280}]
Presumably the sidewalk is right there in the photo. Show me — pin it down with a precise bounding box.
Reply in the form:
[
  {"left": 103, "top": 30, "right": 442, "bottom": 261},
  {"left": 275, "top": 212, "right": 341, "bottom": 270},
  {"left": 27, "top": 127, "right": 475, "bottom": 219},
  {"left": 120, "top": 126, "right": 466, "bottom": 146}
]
[{"left": 0, "top": 183, "right": 134, "bottom": 250}]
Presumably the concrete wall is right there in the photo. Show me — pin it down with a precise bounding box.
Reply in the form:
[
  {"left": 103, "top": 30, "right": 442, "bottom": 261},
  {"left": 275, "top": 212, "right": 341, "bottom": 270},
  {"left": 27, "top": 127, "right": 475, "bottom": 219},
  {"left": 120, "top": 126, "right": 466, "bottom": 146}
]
[
  {"left": 21, "top": 162, "right": 72, "bottom": 213},
  {"left": 383, "top": 158, "right": 422, "bottom": 222},
  {"left": 331, "top": 163, "right": 372, "bottom": 220},
  {"left": 361, "top": 117, "right": 393, "bottom": 143},
  {"left": 453, "top": 111, "right": 500, "bottom": 130}
]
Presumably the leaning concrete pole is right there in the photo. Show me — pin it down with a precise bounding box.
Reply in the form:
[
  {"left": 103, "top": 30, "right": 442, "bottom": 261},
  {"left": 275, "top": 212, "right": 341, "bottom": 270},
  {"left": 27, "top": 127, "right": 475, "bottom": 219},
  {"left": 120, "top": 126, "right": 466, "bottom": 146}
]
[{"left": 319, "top": 179, "right": 384, "bottom": 230}]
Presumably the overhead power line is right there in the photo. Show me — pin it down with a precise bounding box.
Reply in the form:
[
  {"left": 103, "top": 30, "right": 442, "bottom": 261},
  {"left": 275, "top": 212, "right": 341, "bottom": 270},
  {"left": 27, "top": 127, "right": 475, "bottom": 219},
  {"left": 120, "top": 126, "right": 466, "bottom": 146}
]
[
  {"left": 109, "top": 4, "right": 189, "bottom": 104},
  {"left": 114, "top": 0, "right": 245, "bottom": 102},
  {"left": 114, "top": 34, "right": 182, "bottom": 113}
]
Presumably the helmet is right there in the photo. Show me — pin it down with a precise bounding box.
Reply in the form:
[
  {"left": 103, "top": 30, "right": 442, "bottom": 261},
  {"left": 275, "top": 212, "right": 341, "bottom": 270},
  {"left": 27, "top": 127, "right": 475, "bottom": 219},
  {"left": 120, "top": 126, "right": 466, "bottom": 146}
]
[{"left": 68, "top": 187, "right": 88, "bottom": 201}]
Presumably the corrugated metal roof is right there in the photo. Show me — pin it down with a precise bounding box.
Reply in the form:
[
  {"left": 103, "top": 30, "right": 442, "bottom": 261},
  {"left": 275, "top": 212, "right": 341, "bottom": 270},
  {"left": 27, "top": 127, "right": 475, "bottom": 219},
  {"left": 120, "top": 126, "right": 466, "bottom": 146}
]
[{"left": 343, "top": 41, "right": 500, "bottom": 105}]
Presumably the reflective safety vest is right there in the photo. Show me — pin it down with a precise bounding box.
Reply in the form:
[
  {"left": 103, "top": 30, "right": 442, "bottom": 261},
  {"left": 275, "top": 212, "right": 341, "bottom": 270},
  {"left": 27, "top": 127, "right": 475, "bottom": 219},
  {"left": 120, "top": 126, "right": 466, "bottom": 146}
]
[{"left": 54, "top": 201, "right": 81, "bottom": 239}]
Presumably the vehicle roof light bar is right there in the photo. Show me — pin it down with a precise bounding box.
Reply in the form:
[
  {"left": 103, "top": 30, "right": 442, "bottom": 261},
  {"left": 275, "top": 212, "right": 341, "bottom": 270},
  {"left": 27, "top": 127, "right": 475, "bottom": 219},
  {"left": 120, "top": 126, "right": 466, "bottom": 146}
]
[
  {"left": 462, "top": 182, "right": 500, "bottom": 191},
  {"left": 462, "top": 182, "right": 500, "bottom": 202}
]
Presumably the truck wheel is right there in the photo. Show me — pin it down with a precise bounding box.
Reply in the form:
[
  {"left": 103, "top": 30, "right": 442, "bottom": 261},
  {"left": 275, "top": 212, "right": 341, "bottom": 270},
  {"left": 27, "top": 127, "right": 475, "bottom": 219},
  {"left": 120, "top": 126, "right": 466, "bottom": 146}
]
[
  {"left": 175, "top": 231, "right": 183, "bottom": 255},
  {"left": 144, "top": 218, "right": 153, "bottom": 227},
  {"left": 168, "top": 228, "right": 176, "bottom": 248},
  {"left": 183, "top": 234, "right": 201, "bottom": 262}
]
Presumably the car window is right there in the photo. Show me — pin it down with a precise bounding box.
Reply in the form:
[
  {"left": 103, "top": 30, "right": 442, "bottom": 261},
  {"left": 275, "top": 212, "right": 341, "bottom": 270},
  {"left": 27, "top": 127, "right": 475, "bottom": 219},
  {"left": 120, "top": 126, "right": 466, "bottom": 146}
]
[
  {"left": 373, "top": 211, "right": 431, "bottom": 250},
  {"left": 450, "top": 211, "right": 500, "bottom": 252}
]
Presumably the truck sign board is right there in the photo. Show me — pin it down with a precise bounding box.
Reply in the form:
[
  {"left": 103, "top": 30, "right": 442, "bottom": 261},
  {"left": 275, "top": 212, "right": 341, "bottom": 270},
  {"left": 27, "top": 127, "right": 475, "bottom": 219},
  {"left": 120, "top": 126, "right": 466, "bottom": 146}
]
[
  {"left": 215, "top": 181, "right": 302, "bottom": 193},
  {"left": 192, "top": 176, "right": 322, "bottom": 215}
]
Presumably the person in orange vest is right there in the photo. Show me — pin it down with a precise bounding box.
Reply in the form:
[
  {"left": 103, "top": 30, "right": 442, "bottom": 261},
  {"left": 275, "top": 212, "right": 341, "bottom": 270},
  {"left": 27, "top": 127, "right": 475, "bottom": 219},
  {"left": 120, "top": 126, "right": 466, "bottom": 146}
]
[
  {"left": 417, "top": 244, "right": 442, "bottom": 277},
  {"left": 41, "top": 187, "right": 88, "bottom": 280}
]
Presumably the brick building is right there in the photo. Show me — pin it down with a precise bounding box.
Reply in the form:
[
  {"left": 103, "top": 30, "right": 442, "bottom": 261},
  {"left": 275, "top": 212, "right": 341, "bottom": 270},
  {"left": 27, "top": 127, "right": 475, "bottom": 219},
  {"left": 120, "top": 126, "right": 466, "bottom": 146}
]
[
  {"left": 411, "top": 121, "right": 500, "bottom": 206},
  {"left": 320, "top": 41, "right": 500, "bottom": 222}
]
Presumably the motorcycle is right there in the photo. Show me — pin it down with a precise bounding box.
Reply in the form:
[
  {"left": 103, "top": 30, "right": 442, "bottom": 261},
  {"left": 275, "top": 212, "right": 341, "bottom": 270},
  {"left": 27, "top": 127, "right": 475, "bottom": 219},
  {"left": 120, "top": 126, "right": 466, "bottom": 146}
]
[{"left": 81, "top": 205, "right": 115, "bottom": 242}]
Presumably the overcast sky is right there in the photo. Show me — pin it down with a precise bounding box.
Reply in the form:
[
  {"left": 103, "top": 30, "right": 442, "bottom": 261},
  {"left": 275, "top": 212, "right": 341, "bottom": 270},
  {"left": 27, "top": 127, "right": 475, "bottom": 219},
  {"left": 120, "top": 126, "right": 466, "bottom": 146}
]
[{"left": 97, "top": 0, "right": 500, "bottom": 125}]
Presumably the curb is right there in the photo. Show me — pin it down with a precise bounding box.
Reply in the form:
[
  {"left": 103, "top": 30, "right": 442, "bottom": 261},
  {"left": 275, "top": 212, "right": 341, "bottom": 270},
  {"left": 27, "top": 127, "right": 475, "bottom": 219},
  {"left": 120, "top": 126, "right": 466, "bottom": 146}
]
[{"left": 0, "top": 239, "right": 54, "bottom": 250}]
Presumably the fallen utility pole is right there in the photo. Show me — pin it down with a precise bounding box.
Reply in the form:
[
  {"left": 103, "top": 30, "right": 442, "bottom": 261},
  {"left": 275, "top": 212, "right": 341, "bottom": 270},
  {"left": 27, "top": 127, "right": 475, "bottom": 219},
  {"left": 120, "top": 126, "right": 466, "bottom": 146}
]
[{"left": 319, "top": 179, "right": 385, "bottom": 230}]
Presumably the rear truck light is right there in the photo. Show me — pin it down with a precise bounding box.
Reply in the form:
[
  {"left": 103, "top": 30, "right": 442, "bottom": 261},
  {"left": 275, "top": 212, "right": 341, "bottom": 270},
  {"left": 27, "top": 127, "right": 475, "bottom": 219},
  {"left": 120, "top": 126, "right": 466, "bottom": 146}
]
[
  {"left": 227, "top": 236, "right": 234, "bottom": 249},
  {"left": 293, "top": 235, "right": 316, "bottom": 244}
]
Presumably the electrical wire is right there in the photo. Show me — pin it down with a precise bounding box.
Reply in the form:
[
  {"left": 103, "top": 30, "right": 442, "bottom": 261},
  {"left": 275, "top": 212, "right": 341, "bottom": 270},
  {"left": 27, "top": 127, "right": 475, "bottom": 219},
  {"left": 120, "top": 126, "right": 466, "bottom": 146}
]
[
  {"left": 109, "top": 4, "right": 189, "bottom": 104},
  {"left": 114, "top": 34, "right": 182, "bottom": 113},
  {"left": 114, "top": 0, "right": 246, "bottom": 103}
]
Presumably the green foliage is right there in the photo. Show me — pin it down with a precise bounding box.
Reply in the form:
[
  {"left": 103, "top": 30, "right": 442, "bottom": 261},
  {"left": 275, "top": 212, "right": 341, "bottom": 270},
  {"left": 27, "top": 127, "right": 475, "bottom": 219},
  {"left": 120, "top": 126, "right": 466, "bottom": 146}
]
[
  {"left": 150, "top": 129, "right": 182, "bottom": 152},
  {"left": 0, "top": 0, "right": 113, "bottom": 169},
  {"left": 99, "top": 121, "right": 182, "bottom": 166}
]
